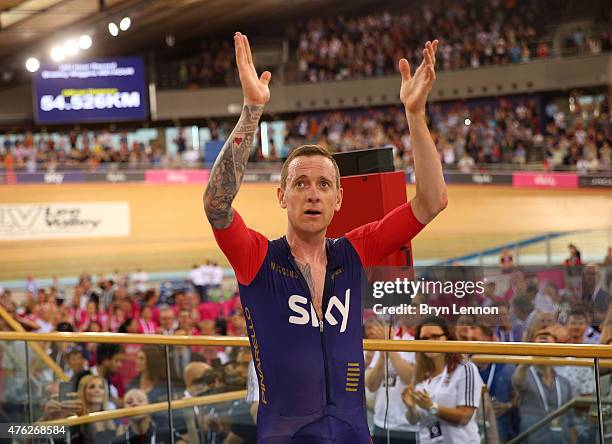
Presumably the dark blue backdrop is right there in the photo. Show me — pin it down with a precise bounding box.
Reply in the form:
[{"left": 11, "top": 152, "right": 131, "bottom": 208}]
[{"left": 33, "top": 57, "right": 148, "bottom": 125}]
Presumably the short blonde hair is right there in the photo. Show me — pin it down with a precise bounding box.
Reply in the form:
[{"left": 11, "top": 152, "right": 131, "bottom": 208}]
[{"left": 280, "top": 145, "right": 340, "bottom": 190}]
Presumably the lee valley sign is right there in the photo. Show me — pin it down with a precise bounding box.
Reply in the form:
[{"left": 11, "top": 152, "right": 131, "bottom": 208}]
[{"left": 0, "top": 202, "right": 130, "bottom": 240}]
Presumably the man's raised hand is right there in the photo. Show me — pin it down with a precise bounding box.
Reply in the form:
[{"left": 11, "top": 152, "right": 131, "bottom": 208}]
[
  {"left": 235, "top": 32, "right": 271, "bottom": 106},
  {"left": 399, "top": 40, "right": 438, "bottom": 115}
]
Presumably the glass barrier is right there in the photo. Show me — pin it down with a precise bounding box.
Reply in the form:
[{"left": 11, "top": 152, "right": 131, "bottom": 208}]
[
  {"left": 0, "top": 333, "right": 610, "bottom": 444},
  {"left": 0, "top": 340, "right": 31, "bottom": 425},
  {"left": 3, "top": 259, "right": 612, "bottom": 444},
  {"left": 19, "top": 340, "right": 254, "bottom": 444}
]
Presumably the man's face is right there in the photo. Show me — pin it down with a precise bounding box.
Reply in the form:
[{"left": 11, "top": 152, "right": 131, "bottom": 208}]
[
  {"left": 187, "top": 370, "right": 208, "bottom": 396},
  {"left": 567, "top": 315, "right": 587, "bottom": 340},
  {"left": 466, "top": 327, "right": 489, "bottom": 342},
  {"left": 583, "top": 267, "right": 597, "bottom": 286},
  {"left": 160, "top": 311, "right": 174, "bottom": 330},
  {"left": 68, "top": 352, "right": 85, "bottom": 372},
  {"left": 108, "top": 353, "right": 123, "bottom": 374},
  {"left": 278, "top": 156, "right": 342, "bottom": 236},
  {"left": 178, "top": 311, "right": 192, "bottom": 329},
  {"left": 200, "top": 320, "right": 216, "bottom": 336},
  {"left": 235, "top": 351, "right": 252, "bottom": 379},
  {"left": 124, "top": 390, "right": 148, "bottom": 420},
  {"left": 455, "top": 324, "right": 471, "bottom": 341}
]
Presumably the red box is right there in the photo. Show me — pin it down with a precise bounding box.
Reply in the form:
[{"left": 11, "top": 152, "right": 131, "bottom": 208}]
[{"left": 327, "top": 171, "right": 413, "bottom": 266}]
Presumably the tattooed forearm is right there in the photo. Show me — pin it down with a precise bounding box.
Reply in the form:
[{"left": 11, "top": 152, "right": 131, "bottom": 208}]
[{"left": 204, "top": 104, "right": 264, "bottom": 229}]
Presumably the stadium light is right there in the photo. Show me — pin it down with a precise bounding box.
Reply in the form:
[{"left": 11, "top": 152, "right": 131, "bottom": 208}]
[
  {"left": 119, "top": 17, "right": 131, "bottom": 31},
  {"left": 108, "top": 22, "right": 119, "bottom": 36},
  {"left": 25, "top": 57, "right": 40, "bottom": 73},
  {"left": 78, "top": 35, "right": 92, "bottom": 50},
  {"left": 50, "top": 46, "right": 66, "bottom": 62},
  {"left": 64, "top": 39, "right": 79, "bottom": 56}
]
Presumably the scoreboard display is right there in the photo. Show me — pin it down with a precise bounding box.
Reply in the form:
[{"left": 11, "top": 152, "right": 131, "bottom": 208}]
[{"left": 33, "top": 57, "right": 148, "bottom": 125}]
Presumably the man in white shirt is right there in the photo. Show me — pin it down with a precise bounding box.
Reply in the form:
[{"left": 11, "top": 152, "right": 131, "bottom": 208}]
[
  {"left": 458, "top": 152, "right": 476, "bottom": 173},
  {"left": 131, "top": 268, "right": 149, "bottom": 293},
  {"left": 189, "top": 264, "right": 208, "bottom": 302}
]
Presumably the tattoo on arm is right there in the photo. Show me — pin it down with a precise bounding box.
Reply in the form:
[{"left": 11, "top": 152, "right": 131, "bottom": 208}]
[{"left": 204, "top": 104, "right": 264, "bottom": 229}]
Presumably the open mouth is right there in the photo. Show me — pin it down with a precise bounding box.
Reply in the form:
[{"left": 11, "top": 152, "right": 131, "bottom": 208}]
[{"left": 304, "top": 210, "right": 322, "bottom": 216}]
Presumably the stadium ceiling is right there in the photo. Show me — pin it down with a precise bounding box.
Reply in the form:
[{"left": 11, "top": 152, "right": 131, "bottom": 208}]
[{"left": 0, "top": 0, "right": 366, "bottom": 63}]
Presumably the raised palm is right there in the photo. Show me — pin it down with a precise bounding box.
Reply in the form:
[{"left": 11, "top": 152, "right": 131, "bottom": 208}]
[
  {"left": 399, "top": 40, "right": 438, "bottom": 114},
  {"left": 234, "top": 32, "right": 271, "bottom": 106}
]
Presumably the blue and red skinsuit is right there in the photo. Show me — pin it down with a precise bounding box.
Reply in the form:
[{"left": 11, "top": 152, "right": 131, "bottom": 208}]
[{"left": 213, "top": 202, "right": 424, "bottom": 443}]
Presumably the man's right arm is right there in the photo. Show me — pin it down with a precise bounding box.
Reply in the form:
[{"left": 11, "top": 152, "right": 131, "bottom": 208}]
[
  {"left": 204, "top": 104, "right": 263, "bottom": 229},
  {"left": 203, "top": 32, "right": 271, "bottom": 229}
]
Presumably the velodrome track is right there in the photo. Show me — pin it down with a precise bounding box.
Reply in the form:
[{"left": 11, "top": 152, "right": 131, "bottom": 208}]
[{"left": 1, "top": 183, "right": 611, "bottom": 280}]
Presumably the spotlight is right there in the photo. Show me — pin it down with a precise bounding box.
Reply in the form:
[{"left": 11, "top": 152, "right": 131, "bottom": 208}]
[
  {"left": 165, "top": 34, "right": 175, "bottom": 48},
  {"left": 119, "top": 17, "right": 131, "bottom": 31},
  {"left": 78, "top": 35, "right": 92, "bottom": 50},
  {"left": 64, "top": 39, "right": 79, "bottom": 56},
  {"left": 464, "top": 118, "right": 471, "bottom": 126},
  {"left": 25, "top": 57, "right": 40, "bottom": 73},
  {"left": 108, "top": 22, "right": 119, "bottom": 36},
  {"left": 50, "top": 46, "right": 66, "bottom": 62}
]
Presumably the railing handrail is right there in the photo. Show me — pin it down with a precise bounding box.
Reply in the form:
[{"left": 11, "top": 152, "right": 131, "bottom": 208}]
[
  {"left": 40, "top": 390, "right": 247, "bottom": 427},
  {"left": 472, "top": 355, "right": 612, "bottom": 368},
  {"left": 0, "top": 305, "right": 68, "bottom": 381},
  {"left": 2, "top": 331, "right": 611, "bottom": 359}
]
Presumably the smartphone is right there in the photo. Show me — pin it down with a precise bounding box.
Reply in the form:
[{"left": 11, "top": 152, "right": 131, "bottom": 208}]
[{"left": 59, "top": 382, "right": 73, "bottom": 402}]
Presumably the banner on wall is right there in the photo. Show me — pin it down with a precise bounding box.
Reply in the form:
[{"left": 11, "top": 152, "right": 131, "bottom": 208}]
[
  {"left": 578, "top": 174, "right": 612, "bottom": 188},
  {"left": 0, "top": 202, "right": 130, "bottom": 240},
  {"left": 145, "top": 169, "right": 209, "bottom": 184},
  {"left": 446, "top": 172, "right": 513, "bottom": 185},
  {"left": 512, "top": 172, "right": 578, "bottom": 189},
  {"left": 15, "top": 172, "right": 86, "bottom": 184},
  {"left": 85, "top": 172, "right": 146, "bottom": 183}
]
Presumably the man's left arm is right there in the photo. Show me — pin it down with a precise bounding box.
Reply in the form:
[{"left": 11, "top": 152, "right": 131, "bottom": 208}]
[
  {"left": 346, "top": 41, "right": 446, "bottom": 265},
  {"left": 400, "top": 40, "right": 447, "bottom": 224}
]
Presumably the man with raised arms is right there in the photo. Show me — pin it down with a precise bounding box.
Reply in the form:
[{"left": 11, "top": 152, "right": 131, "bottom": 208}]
[{"left": 204, "top": 32, "right": 446, "bottom": 444}]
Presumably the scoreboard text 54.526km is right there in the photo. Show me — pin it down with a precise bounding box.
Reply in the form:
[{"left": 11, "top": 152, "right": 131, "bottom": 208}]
[{"left": 33, "top": 57, "right": 147, "bottom": 124}]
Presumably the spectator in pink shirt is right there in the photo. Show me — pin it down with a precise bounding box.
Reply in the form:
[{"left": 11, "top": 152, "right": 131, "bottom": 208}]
[{"left": 138, "top": 306, "right": 158, "bottom": 334}]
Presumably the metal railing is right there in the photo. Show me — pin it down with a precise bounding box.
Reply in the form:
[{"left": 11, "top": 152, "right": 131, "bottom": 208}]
[{"left": 2, "top": 330, "right": 611, "bottom": 443}]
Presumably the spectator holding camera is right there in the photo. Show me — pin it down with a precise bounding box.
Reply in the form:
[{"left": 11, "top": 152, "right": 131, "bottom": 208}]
[
  {"left": 512, "top": 328, "right": 576, "bottom": 444},
  {"left": 72, "top": 374, "right": 117, "bottom": 443}
]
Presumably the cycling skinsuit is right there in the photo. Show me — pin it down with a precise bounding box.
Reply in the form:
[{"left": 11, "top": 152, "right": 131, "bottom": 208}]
[{"left": 212, "top": 201, "right": 425, "bottom": 443}]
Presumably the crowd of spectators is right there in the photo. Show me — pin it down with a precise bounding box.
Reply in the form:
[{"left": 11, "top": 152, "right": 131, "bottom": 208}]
[
  {"left": 1, "top": 261, "right": 256, "bottom": 442},
  {"left": 2, "top": 92, "right": 609, "bottom": 174},
  {"left": 0, "top": 130, "right": 172, "bottom": 173},
  {"left": 362, "top": 250, "right": 612, "bottom": 443},
  {"left": 0, "top": 245, "right": 610, "bottom": 442},
  {"left": 287, "top": 0, "right": 558, "bottom": 83},
  {"left": 284, "top": 95, "right": 611, "bottom": 172},
  {"left": 157, "top": 0, "right": 611, "bottom": 89}
]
